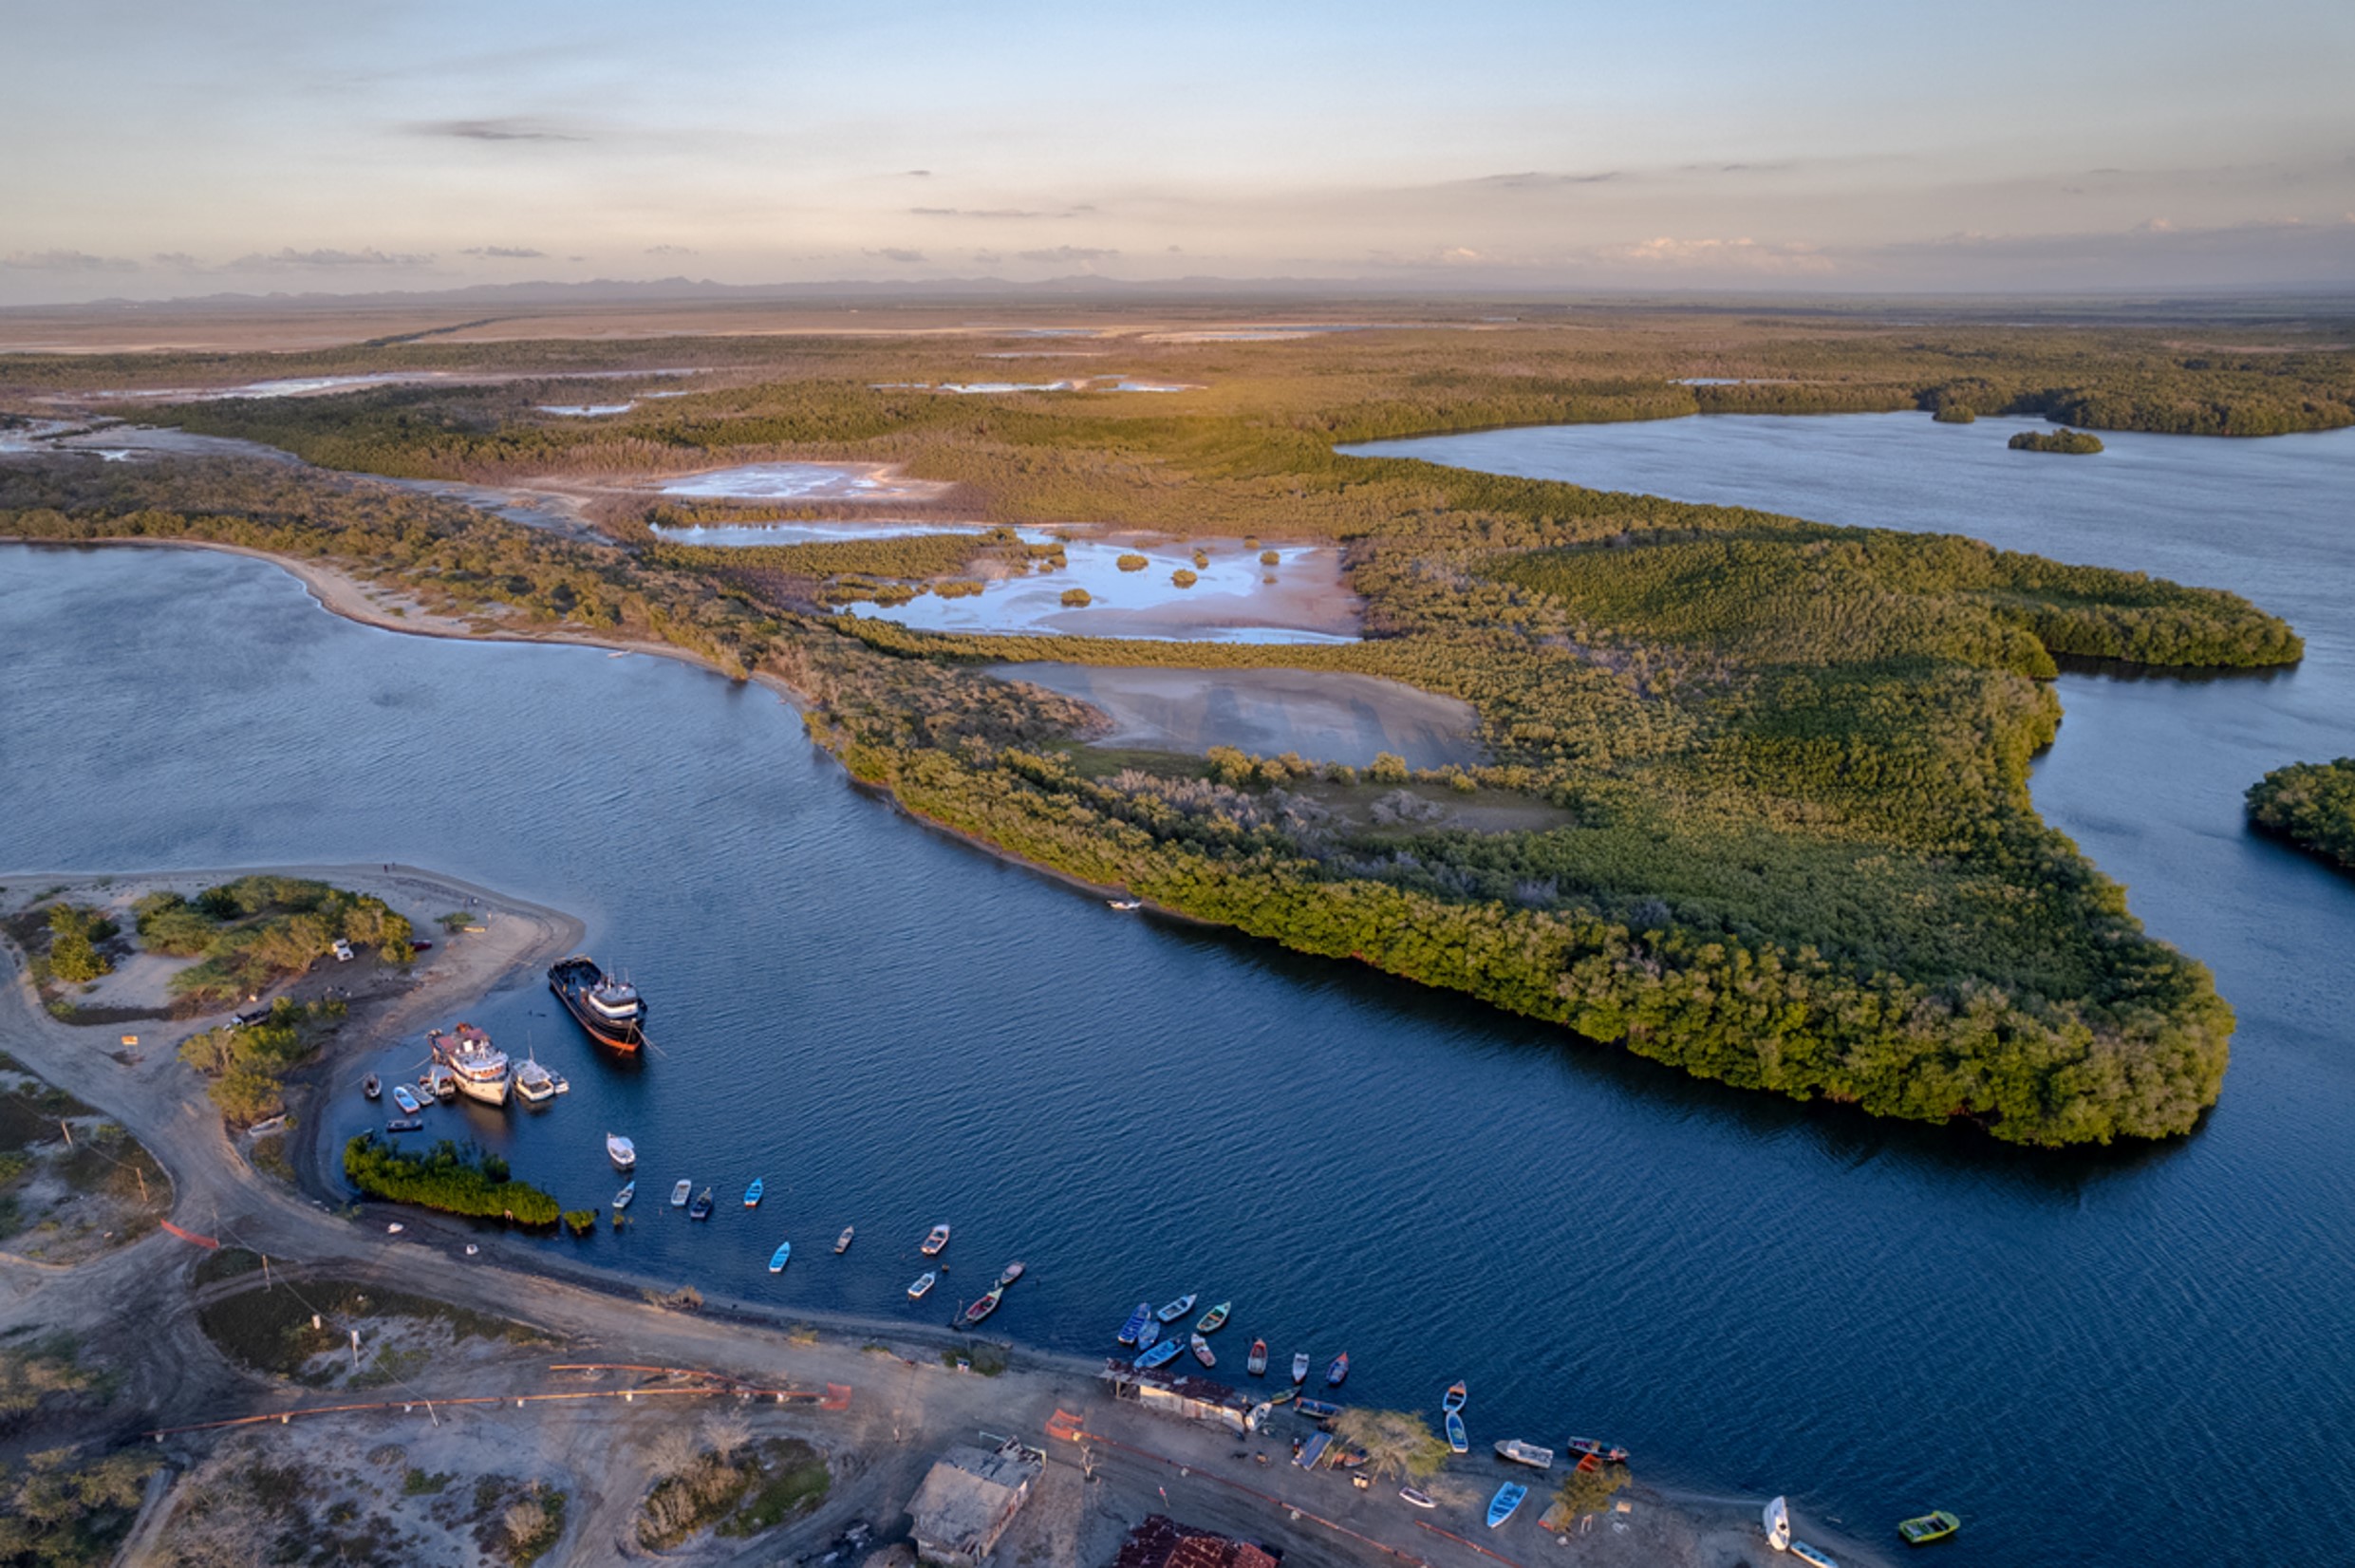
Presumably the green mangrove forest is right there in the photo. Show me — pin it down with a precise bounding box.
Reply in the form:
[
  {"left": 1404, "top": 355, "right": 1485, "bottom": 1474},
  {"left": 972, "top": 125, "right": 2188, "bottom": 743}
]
[{"left": 2246, "top": 757, "right": 2355, "bottom": 870}]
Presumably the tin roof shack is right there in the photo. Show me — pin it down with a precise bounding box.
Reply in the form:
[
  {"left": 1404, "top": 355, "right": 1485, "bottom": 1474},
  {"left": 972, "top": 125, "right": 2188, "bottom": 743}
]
[
  {"left": 1100, "top": 1360, "right": 1256, "bottom": 1436},
  {"left": 906, "top": 1439, "right": 1043, "bottom": 1568},
  {"left": 1110, "top": 1514, "right": 1280, "bottom": 1568}
]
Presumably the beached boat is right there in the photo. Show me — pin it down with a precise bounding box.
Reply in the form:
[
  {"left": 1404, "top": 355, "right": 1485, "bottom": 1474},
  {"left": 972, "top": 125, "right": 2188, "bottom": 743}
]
[
  {"left": 513, "top": 1055, "right": 557, "bottom": 1107},
  {"left": 1188, "top": 1333, "right": 1216, "bottom": 1368},
  {"left": 1399, "top": 1487, "right": 1436, "bottom": 1510},
  {"left": 1486, "top": 1483, "right": 1527, "bottom": 1529},
  {"left": 1135, "top": 1319, "right": 1161, "bottom": 1351},
  {"left": 384, "top": 1117, "right": 423, "bottom": 1133},
  {"left": 997, "top": 1260, "right": 1025, "bottom": 1287},
  {"left": 1246, "top": 1339, "right": 1267, "bottom": 1376},
  {"left": 688, "top": 1186, "right": 715, "bottom": 1220},
  {"left": 1494, "top": 1439, "right": 1554, "bottom": 1470},
  {"left": 1563, "top": 1437, "right": 1630, "bottom": 1464},
  {"left": 1155, "top": 1293, "right": 1197, "bottom": 1322},
  {"left": 907, "top": 1271, "right": 936, "bottom": 1299},
  {"left": 1118, "top": 1303, "right": 1152, "bottom": 1346},
  {"left": 670, "top": 1179, "right": 692, "bottom": 1207},
  {"left": 363, "top": 1073, "right": 381, "bottom": 1101},
  {"left": 1447, "top": 1411, "right": 1467, "bottom": 1453},
  {"left": 963, "top": 1286, "right": 1006, "bottom": 1326},
  {"left": 921, "top": 1223, "right": 951, "bottom": 1257},
  {"left": 613, "top": 1180, "right": 635, "bottom": 1210},
  {"left": 1296, "top": 1398, "right": 1341, "bottom": 1421},
  {"left": 1325, "top": 1353, "right": 1350, "bottom": 1387},
  {"left": 743, "top": 1178, "right": 764, "bottom": 1208},
  {"left": 1443, "top": 1380, "right": 1468, "bottom": 1412},
  {"left": 547, "top": 955, "right": 646, "bottom": 1052},
  {"left": 391, "top": 1083, "right": 421, "bottom": 1114},
  {"left": 1107, "top": 899, "right": 1142, "bottom": 911},
  {"left": 1296, "top": 1432, "right": 1332, "bottom": 1469},
  {"left": 1195, "top": 1301, "right": 1231, "bottom": 1335},
  {"left": 1897, "top": 1511, "right": 1960, "bottom": 1546},
  {"left": 1266, "top": 1389, "right": 1297, "bottom": 1408},
  {"left": 1291, "top": 1351, "right": 1310, "bottom": 1385},
  {"left": 768, "top": 1241, "right": 792, "bottom": 1273},
  {"left": 428, "top": 1023, "right": 511, "bottom": 1106},
  {"left": 1765, "top": 1497, "right": 1791, "bottom": 1552},
  {"left": 1790, "top": 1543, "right": 1839, "bottom": 1568},
  {"left": 1135, "top": 1338, "right": 1182, "bottom": 1370},
  {"left": 834, "top": 1226, "right": 854, "bottom": 1254},
  {"left": 606, "top": 1132, "right": 636, "bottom": 1168}
]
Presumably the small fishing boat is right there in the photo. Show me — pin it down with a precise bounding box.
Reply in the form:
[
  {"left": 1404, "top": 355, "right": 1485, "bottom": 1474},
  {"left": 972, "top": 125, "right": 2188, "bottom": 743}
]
[
  {"left": 391, "top": 1083, "right": 421, "bottom": 1114},
  {"left": 1325, "top": 1352, "right": 1350, "bottom": 1387},
  {"left": 768, "top": 1241, "right": 792, "bottom": 1273},
  {"left": 1494, "top": 1439, "right": 1554, "bottom": 1470},
  {"left": 613, "top": 1180, "right": 636, "bottom": 1210},
  {"left": 1136, "top": 1337, "right": 1183, "bottom": 1370},
  {"left": 963, "top": 1286, "right": 1006, "bottom": 1326},
  {"left": 1399, "top": 1487, "right": 1436, "bottom": 1510},
  {"left": 688, "top": 1186, "right": 715, "bottom": 1220},
  {"left": 1296, "top": 1397, "right": 1341, "bottom": 1421},
  {"left": 1790, "top": 1544, "right": 1839, "bottom": 1568},
  {"left": 834, "top": 1226, "right": 854, "bottom": 1254},
  {"left": 363, "top": 1073, "right": 382, "bottom": 1100},
  {"left": 1135, "top": 1318, "right": 1161, "bottom": 1351},
  {"left": 743, "top": 1178, "right": 764, "bottom": 1208},
  {"left": 1442, "top": 1380, "right": 1468, "bottom": 1413},
  {"left": 1246, "top": 1338, "right": 1268, "bottom": 1376},
  {"left": 1156, "top": 1293, "right": 1197, "bottom": 1322},
  {"left": 549, "top": 1072, "right": 569, "bottom": 1095},
  {"left": 1563, "top": 1437, "right": 1630, "bottom": 1464},
  {"left": 921, "top": 1223, "right": 951, "bottom": 1257},
  {"left": 1897, "top": 1511, "right": 1960, "bottom": 1546},
  {"left": 606, "top": 1132, "right": 636, "bottom": 1169},
  {"left": 512, "top": 1054, "right": 557, "bottom": 1108},
  {"left": 1118, "top": 1303, "right": 1152, "bottom": 1346},
  {"left": 427, "top": 1066, "right": 458, "bottom": 1102},
  {"left": 1266, "top": 1388, "right": 1297, "bottom": 1408},
  {"left": 1447, "top": 1410, "right": 1467, "bottom": 1453},
  {"left": 386, "top": 1222, "right": 403, "bottom": 1234},
  {"left": 1486, "top": 1483, "right": 1527, "bottom": 1530},
  {"left": 1107, "top": 899, "right": 1142, "bottom": 911},
  {"left": 1296, "top": 1432, "right": 1332, "bottom": 1469},
  {"left": 997, "top": 1260, "right": 1025, "bottom": 1287},
  {"left": 385, "top": 1117, "right": 423, "bottom": 1133},
  {"left": 1195, "top": 1301, "right": 1231, "bottom": 1335},
  {"left": 1189, "top": 1333, "right": 1216, "bottom": 1368},
  {"left": 908, "top": 1271, "right": 937, "bottom": 1299},
  {"left": 670, "top": 1179, "right": 692, "bottom": 1207},
  {"left": 1291, "top": 1351, "right": 1310, "bottom": 1385},
  {"left": 1765, "top": 1497, "right": 1791, "bottom": 1552}
]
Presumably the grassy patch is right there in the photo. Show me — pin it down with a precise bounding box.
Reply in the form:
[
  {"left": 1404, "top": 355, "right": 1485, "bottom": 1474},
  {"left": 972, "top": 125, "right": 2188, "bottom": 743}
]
[
  {"left": 943, "top": 1342, "right": 1008, "bottom": 1376},
  {"left": 717, "top": 1440, "right": 830, "bottom": 1537},
  {"left": 194, "top": 1244, "right": 268, "bottom": 1286},
  {"left": 196, "top": 1279, "right": 542, "bottom": 1384}
]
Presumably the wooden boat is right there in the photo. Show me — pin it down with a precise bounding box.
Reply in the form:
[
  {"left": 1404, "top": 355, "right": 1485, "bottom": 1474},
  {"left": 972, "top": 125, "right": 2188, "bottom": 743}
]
[
  {"left": 1897, "top": 1511, "right": 1960, "bottom": 1546},
  {"left": 363, "top": 1073, "right": 381, "bottom": 1100},
  {"left": 606, "top": 1132, "right": 636, "bottom": 1169},
  {"left": 1155, "top": 1293, "right": 1197, "bottom": 1322},
  {"left": 384, "top": 1117, "right": 423, "bottom": 1133},
  {"left": 743, "top": 1178, "right": 763, "bottom": 1208},
  {"left": 921, "top": 1223, "right": 951, "bottom": 1257},
  {"left": 428, "top": 1066, "right": 458, "bottom": 1102},
  {"left": 1135, "top": 1338, "right": 1183, "bottom": 1370},
  {"left": 1135, "top": 1319, "right": 1161, "bottom": 1351},
  {"left": 1296, "top": 1432, "right": 1332, "bottom": 1469},
  {"left": 834, "top": 1226, "right": 854, "bottom": 1254},
  {"left": 1195, "top": 1301, "right": 1231, "bottom": 1334},
  {"left": 1446, "top": 1411, "right": 1467, "bottom": 1453},
  {"left": 613, "top": 1180, "right": 636, "bottom": 1210},
  {"left": 1296, "top": 1398, "right": 1341, "bottom": 1421},
  {"left": 670, "top": 1179, "right": 692, "bottom": 1207},
  {"left": 1291, "top": 1351, "right": 1310, "bottom": 1385},
  {"left": 1266, "top": 1389, "right": 1297, "bottom": 1408},
  {"left": 1188, "top": 1333, "right": 1216, "bottom": 1369},
  {"left": 1563, "top": 1437, "right": 1630, "bottom": 1464},
  {"left": 1764, "top": 1497, "right": 1791, "bottom": 1552},
  {"left": 1399, "top": 1487, "right": 1436, "bottom": 1510},
  {"left": 1493, "top": 1439, "right": 1554, "bottom": 1470},
  {"left": 1246, "top": 1338, "right": 1268, "bottom": 1376},
  {"left": 688, "top": 1186, "right": 715, "bottom": 1221},
  {"left": 907, "top": 1271, "right": 937, "bottom": 1299},
  {"left": 1325, "top": 1352, "right": 1350, "bottom": 1387},
  {"left": 391, "top": 1084, "right": 421, "bottom": 1114},
  {"left": 769, "top": 1241, "right": 792, "bottom": 1273},
  {"left": 1790, "top": 1544, "right": 1839, "bottom": 1568},
  {"left": 1442, "top": 1380, "right": 1467, "bottom": 1412},
  {"left": 997, "top": 1260, "right": 1025, "bottom": 1287},
  {"left": 1118, "top": 1303, "right": 1152, "bottom": 1346},
  {"left": 962, "top": 1285, "right": 1005, "bottom": 1326},
  {"left": 1486, "top": 1483, "right": 1527, "bottom": 1530}
]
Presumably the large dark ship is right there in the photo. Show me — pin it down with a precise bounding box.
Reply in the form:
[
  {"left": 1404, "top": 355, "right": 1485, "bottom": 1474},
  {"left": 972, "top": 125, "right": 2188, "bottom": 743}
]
[{"left": 547, "top": 955, "right": 647, "bottom": 1052}]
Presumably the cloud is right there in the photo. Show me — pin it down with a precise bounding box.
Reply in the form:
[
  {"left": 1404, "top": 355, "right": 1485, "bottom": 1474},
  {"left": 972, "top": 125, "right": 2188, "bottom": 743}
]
[
  {"left": 1017, "top": 246, "right": 1118, "bottom": 264},
  {"left": 1602, "top": 235, "right": 1835, "bottom": 273},
  {"left": 865, "top": 247, "right": 926, "bottom": 263},
  {"left": 419, "top": 118, "right": 584, "bottom": 142},
  {"left": 644, "top": 244, "right": 698, "bottom": 255},
  {"left": 236, "top": 247, "right": 435, "bottom": 269},
  {"left": 462, "top": 245, "right": 547, "bottom": 258},
  {"left": 150, "top": 252, "right": 200, "bottom": 268},
  {"left": 906, "top": 169, "right": 931, "bottom": 177},
  {"left": 912, "top": 206, "right": 1051, "bottom": 220},
  {"left": 1473, "top": 170, "right": 1622, "bottom": 189},
  {"left": 2, "top": 249, "right": 138, "bottom": 271}
]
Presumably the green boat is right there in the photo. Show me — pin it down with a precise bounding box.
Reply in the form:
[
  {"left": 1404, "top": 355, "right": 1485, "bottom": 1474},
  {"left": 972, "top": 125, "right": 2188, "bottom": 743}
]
[
  {"left": 1897, "top": 1511, "right": 1960, "bottom": 1546},
  {"left": 1195, "top": 1300, "right": 1231, "bottom": 1334}
]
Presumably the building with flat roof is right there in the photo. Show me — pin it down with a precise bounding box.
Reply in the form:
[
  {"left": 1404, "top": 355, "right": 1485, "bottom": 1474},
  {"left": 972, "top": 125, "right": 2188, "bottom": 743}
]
[{"left": 906, "top": 1438, "right": 1043, "bottom": 1568}]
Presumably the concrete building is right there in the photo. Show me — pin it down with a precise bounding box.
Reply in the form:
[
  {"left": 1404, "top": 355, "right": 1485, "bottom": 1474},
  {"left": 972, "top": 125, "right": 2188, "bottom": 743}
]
[
  {"left": 906, "top": 1438, "right": 1043, "bottom": 1568},
  {"left": 1100, "top": 1359, "right": 1257, "bottom": 1436}
]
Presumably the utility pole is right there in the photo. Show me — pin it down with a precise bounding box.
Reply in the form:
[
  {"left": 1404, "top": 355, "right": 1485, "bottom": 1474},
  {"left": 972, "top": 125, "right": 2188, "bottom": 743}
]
[{"left": 59, "top": 1120, "right": 72, "bottom": 1149}]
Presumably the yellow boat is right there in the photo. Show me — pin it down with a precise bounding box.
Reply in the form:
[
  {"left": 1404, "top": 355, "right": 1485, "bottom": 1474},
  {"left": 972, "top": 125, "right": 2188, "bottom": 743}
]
[{"left": 1897, "top": 1511, "right": 1960, "bottom": 1546}]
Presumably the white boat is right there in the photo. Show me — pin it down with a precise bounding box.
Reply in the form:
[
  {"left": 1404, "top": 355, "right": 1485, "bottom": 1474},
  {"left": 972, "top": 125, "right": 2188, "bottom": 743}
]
[
  {"left": 1788, "top": 1545, "right": 1837, "bottom": 1568},
  {"left": 835, "top": 1226, "right": 855, "bottom": 1254},
  {"left": 426, "top": 1065, "right": 458, "bottom": 1101},
  {"left": 429, "top": 1023, "right": 511, "bottom": 1106},
  {"left": 1156, "top": 1293, "right": 1198, "bottom": 1322},
  {"left": 670, "top": 1179, "right": 692, "bottom": 1207},
  {"left": 514, "top": 1055, "right": 557, "bottom": 1107},
  {"left": 1291, "top": 1351, "right": 1310, "bottom": 1385},
  {"left": 390, "top": 1083, "right": 421, "bottom": 1115},
  {"left": 1764, "top": 1496, "right": 1790, "bottom": 1552},
  {"left": 908, "top": 1271, "right": 937, "bottom": 1299},
  {"left": 607, "top": 1133, "right": 637, "bottom": 1169},
  {"left": 613, "top": 1180, "right": 636, "bottom": 1210},
  {"left": 549, "top": 1072, "right": 570, "bottom": 1094},
  {"left": 922, "top": 1223, "right": 951, "bottom": 1256},
  {"left": 1493, "top": 1439, "right": 1554, "bottom": 1470}
]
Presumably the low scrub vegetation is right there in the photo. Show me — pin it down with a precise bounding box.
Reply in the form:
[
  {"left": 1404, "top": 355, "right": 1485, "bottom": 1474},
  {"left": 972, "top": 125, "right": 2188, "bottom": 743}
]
[
  {"left": 2009, "top": 427, "right": 2104, "bottom": 454},
  {"left": 343, "top": 1134, "right": 560, "bottom": 1226},
  {"left": 637, "top": 1415, "right": 826, "bottom": 1549},
  {"left": 141, "top": 876, "right": 413, "bottom": 1006}
]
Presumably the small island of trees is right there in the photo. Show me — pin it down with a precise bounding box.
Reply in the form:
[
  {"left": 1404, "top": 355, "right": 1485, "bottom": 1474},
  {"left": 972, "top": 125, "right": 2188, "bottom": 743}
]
[
  {"left": 2246, "top": 757, "right": 2355, "bottom": 869},
  {"left": 2009, "top": 427, "right": 2104, "bottom": 454},
  {"left": 344, "top": 1133, "right": 561, "bottom": 1226}
]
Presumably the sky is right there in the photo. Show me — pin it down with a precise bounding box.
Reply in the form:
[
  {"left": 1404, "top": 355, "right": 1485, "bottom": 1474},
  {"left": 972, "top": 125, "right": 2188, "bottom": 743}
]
[{"left": 5, "top": 0, "right": 2352, "bottom": 304}]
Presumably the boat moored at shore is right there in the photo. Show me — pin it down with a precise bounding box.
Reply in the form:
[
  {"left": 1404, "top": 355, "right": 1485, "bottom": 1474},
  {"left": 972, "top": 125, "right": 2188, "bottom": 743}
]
[
  {"left": 1487, "top": 1483, "right": 1526, "bottom": 1529},
  {"left": 1118, "top": 1303, "right": 1152, "bottom": 1346},
  {"left": 428, "top": 1023, "right": 511, "bottom": 1106},
  {"left": 1897, "top": 1511, "right": 1960, "bottom": 1546},
  {"left": 547, "top": 955, "right": 647, "bottom": 1051},
  {"left": 1494, "top": 1439, "right": 1553, "bottom": 1470}
]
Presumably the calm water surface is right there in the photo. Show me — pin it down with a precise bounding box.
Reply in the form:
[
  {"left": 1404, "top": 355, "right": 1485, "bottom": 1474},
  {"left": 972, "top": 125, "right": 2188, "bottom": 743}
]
[{"left": 4, "top": 410, "right": 2352, "bottom": 1566}]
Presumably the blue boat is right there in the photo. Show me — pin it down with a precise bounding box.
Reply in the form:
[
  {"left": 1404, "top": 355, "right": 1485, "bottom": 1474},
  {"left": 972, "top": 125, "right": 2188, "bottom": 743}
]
[
  {"left": 1117, "top": 1302, "right": 1152, "bottom": 1346},
  {"left": 1135, "top": 1338, "right": 1183, "bottom": 1371},
  {"left": 768, "top": 1241, "right": 791, "bottom": 1273},
  {"left": 1297, "top": 1397, "right": 1341, "bottom": 1421},
  {"left": 1446, "top": 1410, "right": 1467, "bottom": 1453},
  {"left": 743, "top": 1178, "right": 764, "bottom": 1208},
  {"left": 1296, "top": 1431, "right": 1332, "bottom": 1469},
  {"left": 1487, "top": 1483, "right": 1527, "bottom": 1529},
  {"left": 1137, "top": 1318, "right": 1162, "bottom": 1351},
  {"left": 1326, "top": 1352, "right": 1350, "bottom": 1387}
]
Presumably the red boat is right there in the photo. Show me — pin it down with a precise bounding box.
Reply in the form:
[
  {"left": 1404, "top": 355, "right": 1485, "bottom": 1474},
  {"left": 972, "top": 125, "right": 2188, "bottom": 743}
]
[{"left": 961, "top": 1286, "right": 1005, "bottom": 1327}]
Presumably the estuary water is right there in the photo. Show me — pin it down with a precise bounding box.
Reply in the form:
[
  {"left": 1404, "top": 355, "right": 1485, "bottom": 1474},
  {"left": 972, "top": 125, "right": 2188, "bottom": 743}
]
[{"left": 3, "top": 409, "right": 2352, "bottom": 1565}]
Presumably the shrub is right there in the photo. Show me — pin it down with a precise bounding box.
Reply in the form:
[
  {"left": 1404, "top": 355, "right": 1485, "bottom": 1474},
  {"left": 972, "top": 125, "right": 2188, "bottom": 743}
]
[
  {"left": 2247, "top": 757, "right": 2355, "bottom": 868},
  {"left": 1115, "top": 552, "right": 1149, "bottom": 571},
  {"left": 342, "top": 1134, "right": 559, "bottom": 1226},
  {"left": 1260, "top": 550, "right": 1280, "bottom": 566},
  {"left": 2009, "top": 427, "right": 2103, "bottom": 454},
  {"left": 1170, "top": 569, "right": 1198, "bottom": 588},
  {"left": 1932, "top": 405, "right": 1977, "bottom": 423},
  {"left": 1060, "top": 588, "right": 1092, "bottom": 607},
  {"left": 1191, "top": 548, "right": 1209, "bottom": 568}
]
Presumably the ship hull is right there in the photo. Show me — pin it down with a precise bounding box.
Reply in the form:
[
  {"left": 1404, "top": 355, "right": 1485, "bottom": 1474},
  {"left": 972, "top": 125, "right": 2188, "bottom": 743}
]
[
  {"left": 548, "top": 958, "right": 645, "bottom": 1052},
  {"left": 453, "top": 1074, "right": 510, "bottom": 1107}
]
